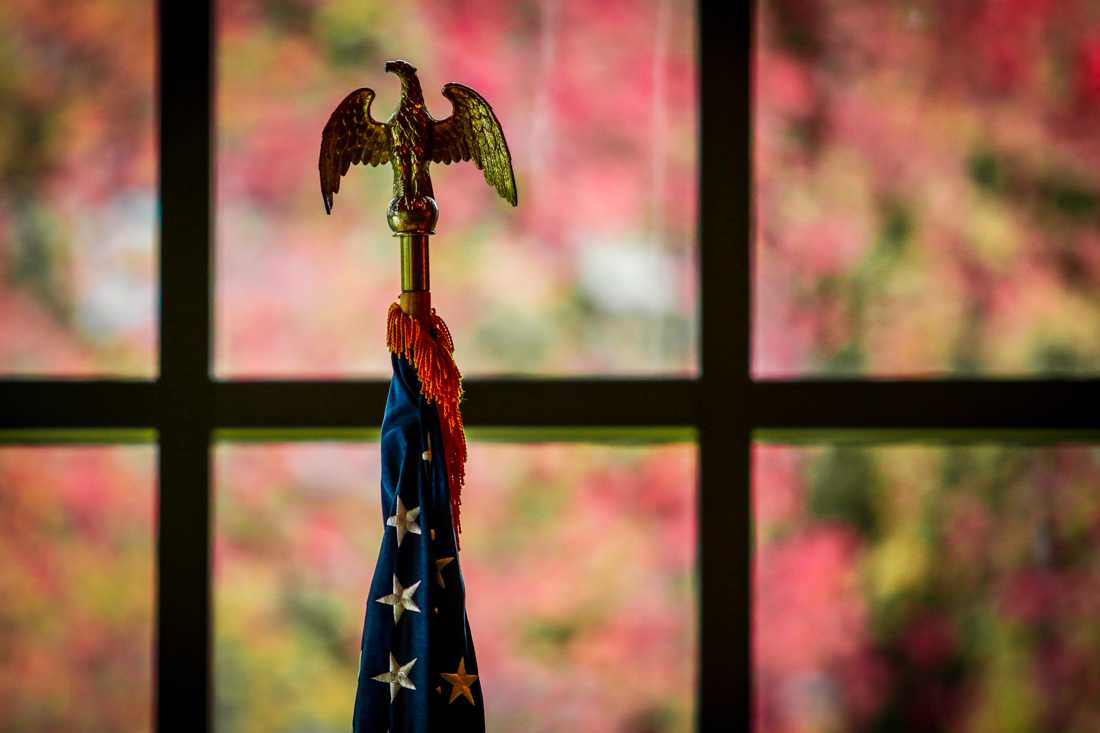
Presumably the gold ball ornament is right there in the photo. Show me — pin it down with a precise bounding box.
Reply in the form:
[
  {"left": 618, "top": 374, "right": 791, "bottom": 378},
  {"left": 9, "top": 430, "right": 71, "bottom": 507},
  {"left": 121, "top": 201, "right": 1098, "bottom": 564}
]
[{"left": 387, "top": 195, "right": 439, "bottom": 235}]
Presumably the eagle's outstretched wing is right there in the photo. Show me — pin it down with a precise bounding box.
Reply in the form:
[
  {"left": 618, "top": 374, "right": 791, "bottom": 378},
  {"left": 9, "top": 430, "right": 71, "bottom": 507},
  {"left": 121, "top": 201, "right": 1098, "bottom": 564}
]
[
  {"left": 319, "top": 88, "right": 390, "bottom": 214},
  {"left": 430, "top": 83, "right": 517, "bottom": 207}
]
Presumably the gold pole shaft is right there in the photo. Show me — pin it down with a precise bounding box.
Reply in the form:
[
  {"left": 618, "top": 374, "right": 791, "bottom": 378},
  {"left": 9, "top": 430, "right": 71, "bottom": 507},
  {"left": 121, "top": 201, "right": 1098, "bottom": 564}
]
[
  {"left": 398, "top": 233, "right": 431, "bottom": 323},
  {"left": 387, "top": 195, "right": 438, "bottom": 324},
  {"left": 400, "top": 233, "right": 430, "bottom": 291}
]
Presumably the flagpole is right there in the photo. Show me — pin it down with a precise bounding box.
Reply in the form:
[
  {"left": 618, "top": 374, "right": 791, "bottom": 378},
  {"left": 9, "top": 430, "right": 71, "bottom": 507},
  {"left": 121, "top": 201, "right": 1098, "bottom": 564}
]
[
  {"left": 322, "top": 61, "right": 512, "bottom": 732},
  {"left": 389, "top": 194, "right": 438, "bottom": 324}
]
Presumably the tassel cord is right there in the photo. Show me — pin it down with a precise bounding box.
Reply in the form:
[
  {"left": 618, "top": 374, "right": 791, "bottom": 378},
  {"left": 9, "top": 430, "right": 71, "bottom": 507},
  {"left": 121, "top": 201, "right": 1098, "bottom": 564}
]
[{"left": 386, "top": 303, "right": 467, "bottom": 540}]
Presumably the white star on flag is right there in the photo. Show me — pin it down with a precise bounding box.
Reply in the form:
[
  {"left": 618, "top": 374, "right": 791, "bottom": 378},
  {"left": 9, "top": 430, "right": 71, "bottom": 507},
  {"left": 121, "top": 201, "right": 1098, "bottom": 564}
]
[
  {"left": 372, "top": 653, "right": 417, "bottom": 702},
  {"left": 376, "top": 575, "right": 422, "bottom": 623},
  {"left": 385, "top": 495, "right": 421, "bottom": 547}
]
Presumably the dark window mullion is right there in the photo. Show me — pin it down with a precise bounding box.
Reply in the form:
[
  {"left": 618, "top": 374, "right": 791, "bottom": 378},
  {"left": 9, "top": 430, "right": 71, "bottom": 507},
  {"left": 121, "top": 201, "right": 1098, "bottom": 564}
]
[
  {"left": 4, "top": 379, "right": 1100, "bottom": 430},
  {"left": 750, "top": 380, "right": 1100, "bottom": 429},
  {"left": 209, "top": 378, "right": 697, "bottom": 427},
  {"left": 157, "top": 0, "right": 214, "bottom": 731},
  {"left": 698, "top": 2, "right": 753, "bottom": 730}
]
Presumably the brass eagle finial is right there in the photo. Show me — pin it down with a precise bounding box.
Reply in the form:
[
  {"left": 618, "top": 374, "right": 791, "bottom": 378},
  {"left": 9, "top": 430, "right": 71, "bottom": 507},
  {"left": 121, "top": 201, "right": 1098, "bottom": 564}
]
[{"left": 319, "top": 59, "right": 518, "bottom": 216}]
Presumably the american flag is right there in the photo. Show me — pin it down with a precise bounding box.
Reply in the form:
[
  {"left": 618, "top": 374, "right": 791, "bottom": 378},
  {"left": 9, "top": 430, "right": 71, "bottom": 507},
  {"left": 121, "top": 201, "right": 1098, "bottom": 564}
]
[{"left": 353, "top": 311, "right": 484, "bottom": 733}]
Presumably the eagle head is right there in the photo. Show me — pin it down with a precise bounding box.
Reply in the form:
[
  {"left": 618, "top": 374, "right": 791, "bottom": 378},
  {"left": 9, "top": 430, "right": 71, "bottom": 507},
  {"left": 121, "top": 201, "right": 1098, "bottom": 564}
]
[{"left": 384, "top": 60, "right": 417, "bottom": 79}]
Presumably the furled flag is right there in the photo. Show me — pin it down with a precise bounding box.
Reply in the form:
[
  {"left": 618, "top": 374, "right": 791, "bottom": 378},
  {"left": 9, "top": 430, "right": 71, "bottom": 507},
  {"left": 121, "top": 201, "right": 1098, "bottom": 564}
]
[
  {"left": 319, "top": 56, "right": 516, "bottom": 733},
  {"left": 352, "top": 304, "right": 484, "bottom": 732}
]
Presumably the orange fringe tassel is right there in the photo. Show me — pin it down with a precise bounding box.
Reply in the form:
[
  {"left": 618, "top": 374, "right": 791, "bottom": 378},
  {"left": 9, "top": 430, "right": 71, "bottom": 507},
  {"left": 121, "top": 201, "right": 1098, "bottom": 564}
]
[{"left": 386, "top": 303, "right": 468, "bottom": 541}]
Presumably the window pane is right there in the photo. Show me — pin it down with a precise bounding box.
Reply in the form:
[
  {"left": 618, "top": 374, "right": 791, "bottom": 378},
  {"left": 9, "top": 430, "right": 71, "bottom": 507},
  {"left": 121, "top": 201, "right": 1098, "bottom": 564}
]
[
  {"left": 753, "top": 443, "right": 1100, "bottom": 731},
  {"left": 215, "top": 441, "right": 696, "bottom": 731},
  {"left": 0, "top": 445, "right": 156, "bottom": 731},
  {"left": 754, "top": 1, "right": 1100, "bottom": 376},
  {"left": 216, "top": 0, "right": 697, "bottom": 377},
  {"left": 0, "top": 2, "right": 157, "bottom": 376}
]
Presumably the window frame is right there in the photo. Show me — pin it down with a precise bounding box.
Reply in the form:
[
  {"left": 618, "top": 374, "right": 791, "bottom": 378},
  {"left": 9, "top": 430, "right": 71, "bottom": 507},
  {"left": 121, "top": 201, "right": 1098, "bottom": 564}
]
[{"left": 1, "top": 2, "right": 1097, "bottom": 731}]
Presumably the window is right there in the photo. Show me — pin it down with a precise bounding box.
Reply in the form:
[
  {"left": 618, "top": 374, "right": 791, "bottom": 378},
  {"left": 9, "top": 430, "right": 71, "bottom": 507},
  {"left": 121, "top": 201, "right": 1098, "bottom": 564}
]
[
  {"left": 0, "top": 444, "right": 156, "bottom": 730},
  {"left": 0, "top": 1, "right": 156, "bottom": 375},
  {"left": 213, "top": 441, "right": 696, "bottom": 730},
  {"left": 2, "top": 2, "right": 1094, "bottom": 732}
]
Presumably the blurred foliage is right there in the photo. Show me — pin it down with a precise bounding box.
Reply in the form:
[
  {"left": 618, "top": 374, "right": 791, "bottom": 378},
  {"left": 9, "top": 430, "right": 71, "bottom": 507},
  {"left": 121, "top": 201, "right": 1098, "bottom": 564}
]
[
  {"left": 756, "top": 0, "right": 1100, "bottom": 375},
  {"left": 214, "top": 442, "right": 696, "bottom": 732},
  {"left": 0, "top": 447, "right": 155, "bottom": 732},
  {"left": 808, "top": 446, "right": 879, "bottom": 535},
  {"left": 215, "top": 0, "right": 697, "bottom": 376},
  {"left": 0, "top": 0, "right": 697, "bottom": 377},
  {"left": 0, "top": 0, "right": 156, "bottom": 375},
  {"left": 755, "top": 443, "right": 1100, "bottom": 733}
]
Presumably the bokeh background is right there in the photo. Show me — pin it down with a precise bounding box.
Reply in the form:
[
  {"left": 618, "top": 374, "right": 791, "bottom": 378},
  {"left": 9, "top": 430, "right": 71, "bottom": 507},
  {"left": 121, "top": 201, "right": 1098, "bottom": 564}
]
[
  {"left": 9, "top": 0, "right": 1100, "bottom": 377},
  {"left": 0, "top": 0, "right": 156, "bottom": 375},
  {"left": 753, "top": 442, "right": 1100, "bottom": 733},
  {"left": 0, "top": 446, "right": 156, "bottom": 731},
  {"left": 7, "top": 441, "right": 1100, "bottom": 732},
  {"left": 214, "top": 441, "right": 697, "bottom": 733},
  {"left": 4, "top": 0, "right": 1100, "bottom": 732},
  {"left": 756, "top": 0, "right": 1100, "bottom": 375},
  {"left": 215, "top": 0, "right": 697, "bottom": 376}
]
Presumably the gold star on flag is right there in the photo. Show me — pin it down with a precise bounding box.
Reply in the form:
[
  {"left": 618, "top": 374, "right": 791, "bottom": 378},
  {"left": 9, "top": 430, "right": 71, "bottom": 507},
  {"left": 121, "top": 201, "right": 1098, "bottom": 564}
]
[
  {"left": 440, "top": 657, "right": 478, "bottom": 705},
  {"left": 372, "top": 653, "right": 417, "bottom": 702},
  {"left": 385, "top": 495, "right": 421, "bottom": 547},
  {"left": 434, "top": 556, "right": 455, "bottom": 588},
  {"left": 375, "top": 575, "right": 421, "bottom": 624}
]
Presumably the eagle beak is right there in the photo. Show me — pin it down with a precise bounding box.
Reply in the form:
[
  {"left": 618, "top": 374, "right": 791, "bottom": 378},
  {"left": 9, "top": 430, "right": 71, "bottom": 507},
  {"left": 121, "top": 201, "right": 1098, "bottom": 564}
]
[{"left": 384, "top": 60, "right": 416, "bottom": 75}]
